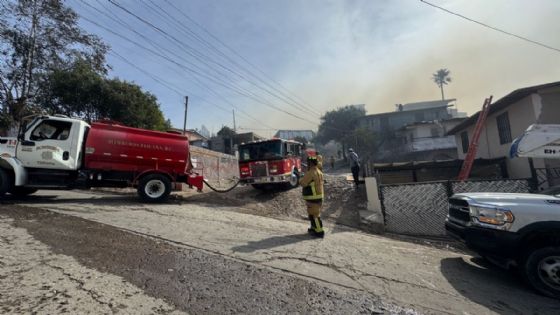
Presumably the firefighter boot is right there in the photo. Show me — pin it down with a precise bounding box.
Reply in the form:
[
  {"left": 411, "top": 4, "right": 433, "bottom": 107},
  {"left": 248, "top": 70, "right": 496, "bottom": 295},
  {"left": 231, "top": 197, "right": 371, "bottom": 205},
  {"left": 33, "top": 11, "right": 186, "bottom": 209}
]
[
  {"left": 311, "top": 216, "right": 325, "bottom": 238},
  {"left": 308, "top": 215, "right": 316, "bottom": 234}
]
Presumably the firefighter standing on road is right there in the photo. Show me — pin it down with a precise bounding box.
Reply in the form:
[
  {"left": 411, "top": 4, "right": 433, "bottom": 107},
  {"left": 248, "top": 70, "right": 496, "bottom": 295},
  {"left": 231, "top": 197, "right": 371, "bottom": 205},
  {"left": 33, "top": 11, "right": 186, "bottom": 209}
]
[{"left": 299, "top": 156, "right": 325, "bottom": 238}]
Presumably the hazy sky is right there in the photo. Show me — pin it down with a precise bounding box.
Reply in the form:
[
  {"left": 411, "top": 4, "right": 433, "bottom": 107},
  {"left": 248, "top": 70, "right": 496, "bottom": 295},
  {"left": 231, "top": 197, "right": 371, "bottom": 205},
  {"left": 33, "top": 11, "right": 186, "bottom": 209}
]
[{"left": 68, "top": 0, "right": 560, "bottom": 137}]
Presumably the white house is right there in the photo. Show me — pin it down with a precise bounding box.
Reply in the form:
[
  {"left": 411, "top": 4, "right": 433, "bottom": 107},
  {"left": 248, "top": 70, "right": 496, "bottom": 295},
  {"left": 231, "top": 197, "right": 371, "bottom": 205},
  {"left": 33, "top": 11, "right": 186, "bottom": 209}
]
[{"left": 447, "top": 81, "right": 560, "bottom": 189}]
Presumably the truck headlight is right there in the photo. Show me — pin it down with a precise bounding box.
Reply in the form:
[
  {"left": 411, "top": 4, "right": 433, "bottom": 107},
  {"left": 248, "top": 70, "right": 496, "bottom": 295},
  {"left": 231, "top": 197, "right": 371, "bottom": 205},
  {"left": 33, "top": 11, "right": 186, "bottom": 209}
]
[{"left": 469, "top": 205, "right": 514, "bottom": 226}]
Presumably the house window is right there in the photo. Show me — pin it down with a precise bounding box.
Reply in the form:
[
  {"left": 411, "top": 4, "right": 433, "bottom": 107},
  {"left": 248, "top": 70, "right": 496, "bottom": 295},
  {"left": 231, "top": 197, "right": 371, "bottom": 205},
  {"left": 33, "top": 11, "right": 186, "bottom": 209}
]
[
  {"left": 496, "top": 112, "right": 512, "bottom": 144},
  {"left": 460, "top": 131, "right": 469, "bottom": 153}
]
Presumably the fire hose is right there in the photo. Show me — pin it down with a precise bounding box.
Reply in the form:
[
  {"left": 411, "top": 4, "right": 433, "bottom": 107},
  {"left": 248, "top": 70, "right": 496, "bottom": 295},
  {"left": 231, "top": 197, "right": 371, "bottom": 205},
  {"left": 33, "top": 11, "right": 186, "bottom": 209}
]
[{"left": 203, "top": 178, "right": 241, "bottom": 193}]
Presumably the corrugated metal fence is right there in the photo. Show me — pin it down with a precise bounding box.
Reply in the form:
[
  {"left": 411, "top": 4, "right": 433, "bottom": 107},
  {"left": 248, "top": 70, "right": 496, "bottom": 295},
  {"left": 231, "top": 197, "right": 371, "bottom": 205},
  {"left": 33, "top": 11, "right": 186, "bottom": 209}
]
[{"left": 379, "top": 179, "right": 531, "bottom": 237}]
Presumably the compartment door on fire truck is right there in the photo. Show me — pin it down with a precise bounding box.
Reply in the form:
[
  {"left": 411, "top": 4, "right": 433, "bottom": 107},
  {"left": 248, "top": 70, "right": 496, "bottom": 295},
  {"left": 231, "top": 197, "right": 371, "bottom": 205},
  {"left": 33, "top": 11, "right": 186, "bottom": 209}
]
[{"left": 17, "top": 119, "right": 78, "bottom": 170}]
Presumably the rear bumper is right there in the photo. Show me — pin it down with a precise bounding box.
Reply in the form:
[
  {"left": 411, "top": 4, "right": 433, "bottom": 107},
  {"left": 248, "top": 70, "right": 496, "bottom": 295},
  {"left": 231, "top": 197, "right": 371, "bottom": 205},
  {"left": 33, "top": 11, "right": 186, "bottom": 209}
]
[
  {"left": 240, "top": 174, "right": 291, "bottom": 184},
  {"left": 445, "top": 219, "right": 520, "bottom": 259}
]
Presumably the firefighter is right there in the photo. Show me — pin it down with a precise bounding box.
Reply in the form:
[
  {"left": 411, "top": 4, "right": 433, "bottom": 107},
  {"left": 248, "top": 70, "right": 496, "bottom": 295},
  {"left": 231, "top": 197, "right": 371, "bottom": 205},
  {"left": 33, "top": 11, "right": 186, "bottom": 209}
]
[
  {"left": 316, "top": 151, "right": 324, "bottom": 171},
  {"left": 299, "top": 156, "right": 325, "bottom": 238}
]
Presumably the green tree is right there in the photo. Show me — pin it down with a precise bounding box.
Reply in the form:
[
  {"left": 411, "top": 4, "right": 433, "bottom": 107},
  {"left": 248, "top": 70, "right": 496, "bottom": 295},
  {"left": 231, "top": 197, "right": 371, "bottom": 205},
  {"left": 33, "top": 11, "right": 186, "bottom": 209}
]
[
  {"left": 38, "top": 60, "right": 170, "bottom": 131},
  {"left": 432, "top": 68, "right": 452, "bottom": 100},
  {"left": 217, "top": 126, "right": 236, "bottom": 138},
  {"left": 315, "top": 105, "right": 366, "bottom": 155},
  {"left": 38, "top": 59, "right": 105, "bottom": 120},
  {"left": 0, "top": 0, "right": 108, "bottom": 129}
]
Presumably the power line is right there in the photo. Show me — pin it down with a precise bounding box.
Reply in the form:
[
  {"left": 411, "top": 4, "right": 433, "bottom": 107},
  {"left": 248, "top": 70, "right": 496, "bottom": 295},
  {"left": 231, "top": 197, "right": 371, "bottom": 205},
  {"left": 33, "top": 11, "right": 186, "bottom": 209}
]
[
  {"left": 76, "top": 14, "right": 280, "bottom": 130},
  {"left": 160, "top": 0, "right": 323, "bottom": 116},
  {"left": 107, "top": 0, "right": 321, "bottom": 122},
  {"left": 77, "top": 2, "right": 348, "bottom": 134},
  {"left": 420, "top": 0, "right": 560, "bottom": 54},
  {"left": 141, "top": 0, "right": 319, "bottom": 118},
  {"left": 82, "top": 1, "right": 281, "bottom": 130},
  {"left": 105, "top": 0, "right": 320, "bottom": 126}
]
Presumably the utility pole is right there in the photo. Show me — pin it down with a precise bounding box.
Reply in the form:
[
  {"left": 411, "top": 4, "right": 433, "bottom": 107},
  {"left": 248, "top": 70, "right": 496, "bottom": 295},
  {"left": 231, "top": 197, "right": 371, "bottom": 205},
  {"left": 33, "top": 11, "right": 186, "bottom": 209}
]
[
  {"left": 232, "top": 109, "right": 237, "bottom": 132},
  {"left": 183, "top": 96, "right": 189, "bottom": 135}
]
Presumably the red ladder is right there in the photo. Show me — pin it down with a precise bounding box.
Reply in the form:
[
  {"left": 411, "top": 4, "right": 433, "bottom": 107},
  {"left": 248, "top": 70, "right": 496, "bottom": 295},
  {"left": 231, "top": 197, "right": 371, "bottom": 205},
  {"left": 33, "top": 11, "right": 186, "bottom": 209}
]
[{"left": 457, "top": 96, "right": 493, "bottom": 181}]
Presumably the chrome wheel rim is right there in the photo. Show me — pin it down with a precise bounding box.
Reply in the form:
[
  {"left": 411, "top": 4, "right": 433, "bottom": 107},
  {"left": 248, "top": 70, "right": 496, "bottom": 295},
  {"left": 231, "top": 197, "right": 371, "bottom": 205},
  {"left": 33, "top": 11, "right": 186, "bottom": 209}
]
[
  {"left": 538, "top": 255, "right": 560, "bottom": 290},
  {"left": 289, "top": 173, "right": 298, "bottom": 186}
]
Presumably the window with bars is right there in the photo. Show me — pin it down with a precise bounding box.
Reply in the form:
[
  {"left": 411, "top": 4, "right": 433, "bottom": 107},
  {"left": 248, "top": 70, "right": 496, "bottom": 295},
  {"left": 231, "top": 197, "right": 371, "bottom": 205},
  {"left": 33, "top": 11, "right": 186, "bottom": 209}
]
[
  {"left": 460, "top": 131, "right": 469, "bottom": 153},
  {"left": 496, "top": 112, "right": 512, "bottom": 144}
]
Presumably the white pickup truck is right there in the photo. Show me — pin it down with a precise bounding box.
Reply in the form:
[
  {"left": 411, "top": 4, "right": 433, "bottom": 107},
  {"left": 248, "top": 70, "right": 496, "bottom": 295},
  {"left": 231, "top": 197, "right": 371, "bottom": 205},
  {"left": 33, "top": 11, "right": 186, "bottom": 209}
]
[{"left": 446, "top": 124, "right": 560, "bottom": 299}]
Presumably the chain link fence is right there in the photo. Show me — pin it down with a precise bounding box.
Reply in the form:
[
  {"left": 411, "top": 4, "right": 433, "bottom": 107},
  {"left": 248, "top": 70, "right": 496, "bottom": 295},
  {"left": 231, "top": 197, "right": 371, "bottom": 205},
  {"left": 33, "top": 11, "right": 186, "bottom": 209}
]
[{"left": 380, "top": 179, "right": 531, "bottom": 237}]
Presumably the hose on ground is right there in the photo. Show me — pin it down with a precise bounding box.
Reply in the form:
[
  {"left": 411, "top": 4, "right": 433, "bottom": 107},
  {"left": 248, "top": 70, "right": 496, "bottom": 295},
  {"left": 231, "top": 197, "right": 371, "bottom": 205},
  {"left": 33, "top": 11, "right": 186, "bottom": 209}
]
[{"left": 203, "top": 178, "right": 240, "bottom": 193}]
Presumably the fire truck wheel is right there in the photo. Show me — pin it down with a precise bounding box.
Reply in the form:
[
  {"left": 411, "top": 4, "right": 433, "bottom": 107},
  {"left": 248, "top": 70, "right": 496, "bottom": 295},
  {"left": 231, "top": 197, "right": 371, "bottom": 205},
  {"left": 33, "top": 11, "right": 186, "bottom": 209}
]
[
  {"left": 286, "top": 171, "right": 299, "bottom": 189},
  {"left": 138, "top": 173, "right": 171, "bottom": 203},
  {"left": 0, "top": 169, "right": 13, "bottom": 198}
]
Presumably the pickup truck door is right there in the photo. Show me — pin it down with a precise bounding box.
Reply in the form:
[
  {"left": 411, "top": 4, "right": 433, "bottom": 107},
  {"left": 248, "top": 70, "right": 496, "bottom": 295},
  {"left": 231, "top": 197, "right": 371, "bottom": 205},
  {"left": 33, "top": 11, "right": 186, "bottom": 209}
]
[{"left": 17, "top": 118, "right": 80, "bottom": 170}]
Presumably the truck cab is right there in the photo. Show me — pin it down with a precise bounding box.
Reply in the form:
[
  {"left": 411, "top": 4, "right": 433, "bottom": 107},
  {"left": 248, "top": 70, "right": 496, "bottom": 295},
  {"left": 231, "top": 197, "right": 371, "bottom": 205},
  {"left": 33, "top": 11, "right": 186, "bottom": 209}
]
[
  {"left": 0, "top": 115, "right": 88, "bottom": 192},
  {"left": 446, "top": 124, "right": 560, "bottom": 299},
  {"left": 238, "top": 139, "right": 303, "bottom": 189}
]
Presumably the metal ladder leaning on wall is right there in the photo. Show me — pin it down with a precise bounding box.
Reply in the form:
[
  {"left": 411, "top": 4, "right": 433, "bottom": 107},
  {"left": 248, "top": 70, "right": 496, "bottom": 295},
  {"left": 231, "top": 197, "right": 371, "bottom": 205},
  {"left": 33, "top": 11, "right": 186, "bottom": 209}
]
[{"left": 457, "top": 96, "right": 493, "bottom": 181}]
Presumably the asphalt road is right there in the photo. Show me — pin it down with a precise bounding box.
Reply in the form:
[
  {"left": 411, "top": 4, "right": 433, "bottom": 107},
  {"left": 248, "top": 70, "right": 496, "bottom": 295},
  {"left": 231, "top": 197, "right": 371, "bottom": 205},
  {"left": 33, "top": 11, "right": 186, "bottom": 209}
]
[{"left": 1, "top": 189, "right": 559, "bottom": 314}]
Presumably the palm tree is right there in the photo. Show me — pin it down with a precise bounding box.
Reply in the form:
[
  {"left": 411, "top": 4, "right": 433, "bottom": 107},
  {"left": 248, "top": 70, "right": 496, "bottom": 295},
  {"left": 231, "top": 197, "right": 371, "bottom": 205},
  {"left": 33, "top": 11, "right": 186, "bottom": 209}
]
[{"left": 432, "top": 69, "right": 452, "bottom": 100}]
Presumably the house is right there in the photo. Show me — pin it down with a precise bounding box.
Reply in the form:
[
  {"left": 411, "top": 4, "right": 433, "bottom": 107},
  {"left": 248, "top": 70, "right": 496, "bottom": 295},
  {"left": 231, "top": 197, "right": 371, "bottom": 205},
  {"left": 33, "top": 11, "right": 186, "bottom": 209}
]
[
  {"left": 447, "top": 81, "right": 560, "bottom": 190},
  {"left": 357, "top": 99, "right": 464, "bottom": 133},
  {"left": 209, "top": 132, "right": 265, "bottom": 155},
  {"left": 397, "top": 117, "right": 466, "bottom": 161},
  {"left": 167, "top": 128, "right": 208, "bottom": 148},
  {"left": 274, "top": 130, "right": 315, "bottom": 142},
  {"left": 356, "top": 99, "right": 466, "bottom": 162}
]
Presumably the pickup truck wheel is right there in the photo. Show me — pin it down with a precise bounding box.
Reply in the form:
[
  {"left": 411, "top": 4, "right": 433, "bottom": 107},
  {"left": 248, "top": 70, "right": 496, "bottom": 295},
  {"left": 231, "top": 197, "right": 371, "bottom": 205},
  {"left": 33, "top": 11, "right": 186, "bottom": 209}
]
[
  {"left": 0, "top": 169, "right": 12, "bottom": 197},
  {"left": 9, "top": 187, "right": 38, "bottom": 198},
  {"left": 138, "top": 174, "right": 171, "bottom": 203},
  {"left": 523, "top": 246, "right": 560, "bottom": 299}
]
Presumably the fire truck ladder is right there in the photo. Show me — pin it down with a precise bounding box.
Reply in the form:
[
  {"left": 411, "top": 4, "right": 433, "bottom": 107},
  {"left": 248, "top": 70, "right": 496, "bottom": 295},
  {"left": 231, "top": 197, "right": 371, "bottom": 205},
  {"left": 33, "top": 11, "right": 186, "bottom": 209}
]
[{"left": 457, "top": 96, "right": 493, "bottom": 181}]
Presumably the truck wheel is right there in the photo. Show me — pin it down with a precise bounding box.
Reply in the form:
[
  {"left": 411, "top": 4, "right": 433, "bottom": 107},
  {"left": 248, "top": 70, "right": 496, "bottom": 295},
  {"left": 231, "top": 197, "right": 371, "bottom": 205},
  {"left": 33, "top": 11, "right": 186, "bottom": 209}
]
[
  {"left": 286, "top": 170, "right": 299, "bottom": 189},
  {"left": 0, "top": 169, "right": 12, "bottom": 198},
  {"left": 9, "top": 187, "right": 38, "bottom": 198},
  {"left": 138, "top": 174, "right": 171, "bottom": 203},
  {"left": 523, "top": 246, "right": 560, "bottom": 299}
]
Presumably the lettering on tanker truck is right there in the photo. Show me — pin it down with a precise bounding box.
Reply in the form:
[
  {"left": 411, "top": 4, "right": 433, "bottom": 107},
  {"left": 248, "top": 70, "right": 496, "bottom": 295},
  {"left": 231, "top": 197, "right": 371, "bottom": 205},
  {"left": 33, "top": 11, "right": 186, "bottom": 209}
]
[
  {"left": 107, "top": 139, "right": 172, "bottom": 152},
  {"left": 36, "top": 145, "right": 60, "bottom": 152}
]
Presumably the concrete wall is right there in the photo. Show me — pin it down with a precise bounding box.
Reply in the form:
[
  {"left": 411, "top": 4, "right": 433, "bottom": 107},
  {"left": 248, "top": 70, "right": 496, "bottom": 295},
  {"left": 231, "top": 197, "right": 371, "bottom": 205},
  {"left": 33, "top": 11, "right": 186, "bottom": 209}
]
[{"left": 190, "top": 146, "right": 239, "bottom": 183}]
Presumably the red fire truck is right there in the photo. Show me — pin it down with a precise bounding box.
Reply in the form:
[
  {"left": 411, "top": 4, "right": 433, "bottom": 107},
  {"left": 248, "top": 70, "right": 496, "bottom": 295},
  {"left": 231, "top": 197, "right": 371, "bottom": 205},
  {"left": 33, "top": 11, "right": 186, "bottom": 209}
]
[
  {"left": 238, "top": 138, "right": 304, "bottom": 189},
  {"left": 0, "top": 115, "right": 204, "bottom": 202}
]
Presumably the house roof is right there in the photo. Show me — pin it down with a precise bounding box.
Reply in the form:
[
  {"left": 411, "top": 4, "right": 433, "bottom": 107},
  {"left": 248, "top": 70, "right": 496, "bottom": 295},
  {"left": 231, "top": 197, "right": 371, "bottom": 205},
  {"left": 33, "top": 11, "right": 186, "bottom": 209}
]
[
  {"left": 447, "top": 81, "right": 560, "bottom": 135},
  {"left": 360, "top": 104, "right": 450, "bottom": 120},
  {"left": 400, "top": 117, "right": 466, "bottom": 129}
]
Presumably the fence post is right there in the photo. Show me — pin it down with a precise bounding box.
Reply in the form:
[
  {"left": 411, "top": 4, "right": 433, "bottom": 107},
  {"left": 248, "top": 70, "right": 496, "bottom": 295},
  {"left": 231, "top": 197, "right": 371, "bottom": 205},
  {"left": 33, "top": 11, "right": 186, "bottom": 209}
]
[{"left": 446, "top": 180, "right": 454, "bottom": 197}]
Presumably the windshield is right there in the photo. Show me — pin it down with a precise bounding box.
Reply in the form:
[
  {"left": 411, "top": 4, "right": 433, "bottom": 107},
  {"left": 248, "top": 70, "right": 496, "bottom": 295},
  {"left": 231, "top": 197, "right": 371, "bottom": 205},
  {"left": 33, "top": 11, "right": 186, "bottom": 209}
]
[{"left": 239, "top": 141, "right": 283, "bottom": 162}]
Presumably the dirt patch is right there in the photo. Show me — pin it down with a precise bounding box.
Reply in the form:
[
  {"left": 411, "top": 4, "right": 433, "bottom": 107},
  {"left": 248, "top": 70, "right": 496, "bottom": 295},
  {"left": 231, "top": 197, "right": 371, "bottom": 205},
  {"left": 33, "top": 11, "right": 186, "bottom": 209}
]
[
  {"left": 183, "top": 175, "right": 367, "bottom": 226},
  {"left": 1, "top": 206, "right": 413, "bottom": 315}
]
